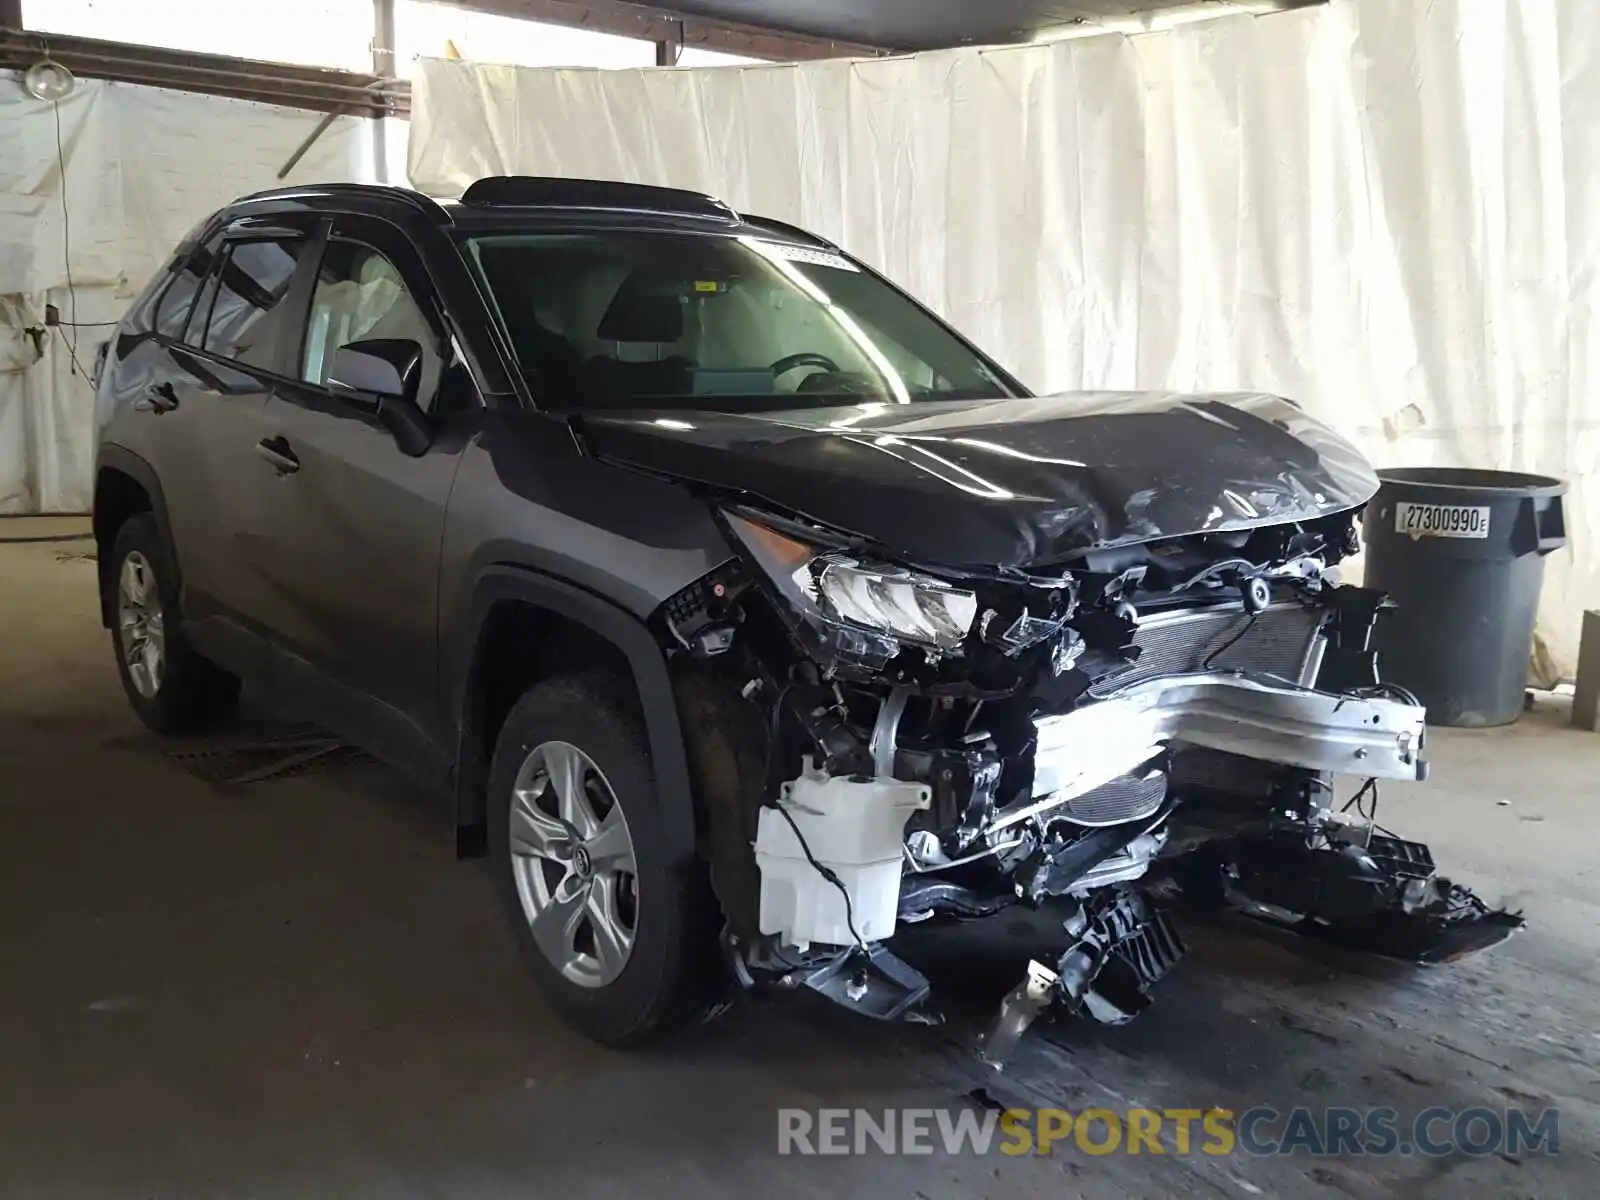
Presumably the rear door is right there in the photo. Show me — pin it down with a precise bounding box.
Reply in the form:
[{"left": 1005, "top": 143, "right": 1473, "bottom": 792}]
[
  {"left": 125, "top": 217, "right": 325, "bottom": 628},
  {"left": 249, "top": 212, "right": 471, "bottom": 742}
]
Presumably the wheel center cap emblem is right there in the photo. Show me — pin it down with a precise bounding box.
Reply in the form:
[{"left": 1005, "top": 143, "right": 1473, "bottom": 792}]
[{"left": 572, "top": 844, "right": 593, "bottom": 878}]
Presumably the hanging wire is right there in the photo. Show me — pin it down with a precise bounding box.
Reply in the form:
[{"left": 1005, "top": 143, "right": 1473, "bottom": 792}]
[
  {"left": 52, "top": 327, "right": 90, "bottom": 378},
  {"left": 46, "top": 39, "right": 83, "bottom": 375},
  {"left": 1341, "top": 777, "right": 1380, "bottom": 822},
  {"left": 1200, "top": 610, "right": 1261, "bottom": 670}
]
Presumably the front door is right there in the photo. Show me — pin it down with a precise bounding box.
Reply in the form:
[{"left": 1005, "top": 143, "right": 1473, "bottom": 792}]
[
  {"left": 139, "top": 220, "right": 324, "bottom": 630},
  {"left": 250, "top": 214, "right": 472, "bottom": 751}
]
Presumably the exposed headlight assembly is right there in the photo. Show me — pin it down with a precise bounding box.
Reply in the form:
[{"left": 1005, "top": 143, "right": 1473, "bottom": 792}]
[
  {"left": 805, "top": 558, "right": 978, "bottom": 651},
  {"left": 725, "top": 513, "right": 978, "bottom": 658}
]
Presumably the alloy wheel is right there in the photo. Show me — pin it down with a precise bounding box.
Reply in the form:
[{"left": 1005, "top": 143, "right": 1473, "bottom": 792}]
[
  {"left": 117, "top": 551, "right": 165, "bottom": 700},
  {"left": 508, "top": 740, "right": 640, "bottom": 988}
]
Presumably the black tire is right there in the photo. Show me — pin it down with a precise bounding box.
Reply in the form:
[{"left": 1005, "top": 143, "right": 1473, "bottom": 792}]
[
  {"left": 488, "top": 675, "right": 723, "bottom": 1046},
  {"left": 107, "top": 514, "right": 240, "bottom": 735}
]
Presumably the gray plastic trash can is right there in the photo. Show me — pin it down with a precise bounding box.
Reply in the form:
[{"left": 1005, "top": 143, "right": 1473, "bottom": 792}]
[{"left": 1362, "top": 468, "right": 1567, "bottom": 727}]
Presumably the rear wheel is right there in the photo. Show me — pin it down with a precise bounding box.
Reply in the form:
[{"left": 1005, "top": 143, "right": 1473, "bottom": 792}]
[
  {"left": 108, "top": 514, "right": 240, "bottom": 734},
  {"left": 488, "top": 676, "right": 722, "bottom": 1045}
]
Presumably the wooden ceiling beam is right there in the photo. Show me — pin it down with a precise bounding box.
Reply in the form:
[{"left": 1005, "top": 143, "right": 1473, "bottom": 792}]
[
  {"left": 0, "top": 29, "right": 407, "bottom": 116},
  {"left": 425, "top": 0, "right": 893, "bottom": 60}
]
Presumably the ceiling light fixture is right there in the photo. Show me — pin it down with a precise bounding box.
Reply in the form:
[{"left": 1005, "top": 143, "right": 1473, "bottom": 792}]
[{"left": 23, "top": 57, "right": 76, "bottom": 102}]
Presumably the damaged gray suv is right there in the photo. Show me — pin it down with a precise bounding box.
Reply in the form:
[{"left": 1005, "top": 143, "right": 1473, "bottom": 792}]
[{"left": 93, "top": 177, "right": 1519, "bottom": 1049}]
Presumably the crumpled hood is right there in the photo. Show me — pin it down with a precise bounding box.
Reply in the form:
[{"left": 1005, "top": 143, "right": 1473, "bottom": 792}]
[{"left": 579, "top": 391, "right": 1379, "bottom": 568}]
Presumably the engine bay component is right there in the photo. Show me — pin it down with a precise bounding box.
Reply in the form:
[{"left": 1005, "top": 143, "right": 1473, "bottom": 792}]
[
  {"left": 981, "top": 605, "right": 1073, "bottom": 656},
  {"left": 897, "top": 875, "right": 1013, "bottom": 922},
  {"left": 1085, "top": 601, "right": 1325, "bottom": 697},
  {"left": 869, "top": 685, "right": 910, "bottom": 779},
  {"left": 786, "top": 943, "right": 936, "bottom": 1022},
  {"left": 1053, "top": 768, "right": 1168, "bottom": 828},
  {"left": 1051, "top": 628, "right": 1086, "bottom": 675},
  {"left": 754, "top": 760, "right": 930, "bottom": 949},
  {"left": 1061, "top": 829, "right": 1170, "bottom": 895},
  {"left": 727, "top": 936, "right": 937, "bottom": 1023},
  {"left": 1012, "top": 810, "right": 1173, "bottom": 905},
  {"left": 1240, "top": 573, "right": 1272, "bottom": 613}
]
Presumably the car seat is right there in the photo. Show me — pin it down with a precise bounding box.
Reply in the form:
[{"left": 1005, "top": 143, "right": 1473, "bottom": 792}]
[{"left": 578, "top": 274, "right": 695, "bottom": 407}]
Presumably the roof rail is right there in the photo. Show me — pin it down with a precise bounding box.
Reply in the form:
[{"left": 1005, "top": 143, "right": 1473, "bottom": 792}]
[
  {"left": 460, "top": 176, "right": 739, "bottom": 223},
  {"left": 232, "top": 183, "right": 454, "bottom": 224}
]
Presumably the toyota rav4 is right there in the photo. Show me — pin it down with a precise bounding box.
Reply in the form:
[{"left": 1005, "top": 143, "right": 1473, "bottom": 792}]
[{"left": 93, "top": 177, "right": 1518, "bottom": 1050}]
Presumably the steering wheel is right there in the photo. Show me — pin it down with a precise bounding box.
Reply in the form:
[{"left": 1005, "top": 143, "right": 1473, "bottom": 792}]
[{"left": 770, "top": 352, "right": 841, "bottom": 379}]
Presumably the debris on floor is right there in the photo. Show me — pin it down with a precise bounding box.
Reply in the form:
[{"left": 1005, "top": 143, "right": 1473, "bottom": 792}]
[{"left": 158, "top": 722, "right": 369, "bottom": 786}]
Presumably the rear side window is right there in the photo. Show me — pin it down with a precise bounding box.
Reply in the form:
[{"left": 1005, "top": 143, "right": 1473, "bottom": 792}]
[
  {"left": 199, "top": 238, "right": 307, "bottom": 369},
  {"left": 152, "top": 235, "right": 221, "bottom": 339}
]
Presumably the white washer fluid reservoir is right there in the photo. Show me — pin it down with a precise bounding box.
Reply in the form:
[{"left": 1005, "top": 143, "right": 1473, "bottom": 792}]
[{"left": 754, "top": 759, "right": 931, "bottom": 950}]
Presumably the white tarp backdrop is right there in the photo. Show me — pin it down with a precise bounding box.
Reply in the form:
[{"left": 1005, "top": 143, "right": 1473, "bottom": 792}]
[
  {"left": 0, "top": 74, "right": 403, "bottom": 513},
  {"left": 409, "top": 0, "right": 1598, "bottom": 683}
]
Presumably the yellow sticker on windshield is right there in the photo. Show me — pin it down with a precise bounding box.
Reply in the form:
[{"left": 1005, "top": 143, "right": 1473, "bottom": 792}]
[{"left": 694, "top": 280, "right": 721, "bottom": 293}]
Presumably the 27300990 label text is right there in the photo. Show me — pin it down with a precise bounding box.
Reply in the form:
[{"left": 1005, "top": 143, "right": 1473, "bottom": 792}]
[{"left": 1394, "top": 502, "right": 1491, "bottom": 539}]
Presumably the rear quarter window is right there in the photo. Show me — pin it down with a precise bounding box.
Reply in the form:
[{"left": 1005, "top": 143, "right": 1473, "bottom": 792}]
[{"left": 152, "top": 236, "right": 222, "bottom": 339}]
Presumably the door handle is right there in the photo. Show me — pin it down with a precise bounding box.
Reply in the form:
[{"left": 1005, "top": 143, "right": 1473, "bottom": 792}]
[
  {"left": 255, "top": 436, "right": 300, "bottom": 475},
  {"left": 134, "top": 382, "right": 179, "bottom": 414}
]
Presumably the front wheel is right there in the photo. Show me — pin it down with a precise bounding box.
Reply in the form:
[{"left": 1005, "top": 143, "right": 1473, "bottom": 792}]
[
  {"left": 107, "top": 514, "right": 239, "bottom": 734},
  {"left": 488, "top": 676, "right": 723, "bottom": 1045}
]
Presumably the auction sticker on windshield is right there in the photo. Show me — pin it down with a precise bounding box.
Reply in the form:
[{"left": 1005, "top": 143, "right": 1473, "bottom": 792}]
[
  {"left": 1395, "top": 502, "right": 1491, "bottom": 539},
  {"left": 751, "top": 240, "right": 860, "bottom": 272}
]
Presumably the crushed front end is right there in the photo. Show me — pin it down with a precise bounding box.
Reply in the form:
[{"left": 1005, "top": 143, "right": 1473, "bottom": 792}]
[{"left": 657, "top": 493, "right": 1521, "bottom": 1058}]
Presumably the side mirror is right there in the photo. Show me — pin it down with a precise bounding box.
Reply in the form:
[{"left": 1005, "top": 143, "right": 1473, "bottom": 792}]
[
  {"left": 327, "top": 338, "right": 434, "bottom": 457},
  {"left": 328, "top": 338, "right": 417, "bottom": 400}
]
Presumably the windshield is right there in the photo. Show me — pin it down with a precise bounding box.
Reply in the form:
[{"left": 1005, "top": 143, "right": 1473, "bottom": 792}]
[{"left": 465, "top": 231, "right": 1015, "bottom": 411}]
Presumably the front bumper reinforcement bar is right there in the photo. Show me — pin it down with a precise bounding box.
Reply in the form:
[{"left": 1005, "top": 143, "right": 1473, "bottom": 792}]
[{"left": 1005, "top": 675, "right": 1426, "bottom": 831}]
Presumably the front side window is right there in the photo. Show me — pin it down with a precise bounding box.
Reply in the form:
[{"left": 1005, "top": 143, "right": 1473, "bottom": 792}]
[
  {"left": 302, "top": 240, "right": 442, "bottom": 405},
  {"left": 465, "top": 232, "right": 1012, "bottom": 411},
  {"left": 200, "top": 238, "right": 306, "bottom": 368}
]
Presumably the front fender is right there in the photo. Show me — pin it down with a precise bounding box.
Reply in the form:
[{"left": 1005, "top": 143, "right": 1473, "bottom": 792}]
[{"left": 444, "top": 565, "right": 696, "bottom": 864}]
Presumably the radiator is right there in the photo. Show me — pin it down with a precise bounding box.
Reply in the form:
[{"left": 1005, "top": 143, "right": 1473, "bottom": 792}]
[
  {"left": 1088, "top": 602, "right": 1326, "bottom": 698},
  {"left": 1056, "top": 768, "right": 1169, "bottom": 827}
]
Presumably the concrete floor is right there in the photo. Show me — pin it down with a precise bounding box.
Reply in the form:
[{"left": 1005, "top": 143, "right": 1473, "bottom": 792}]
[{"left": 2, "top": 515, "right": 1597, "bottom": 1199}]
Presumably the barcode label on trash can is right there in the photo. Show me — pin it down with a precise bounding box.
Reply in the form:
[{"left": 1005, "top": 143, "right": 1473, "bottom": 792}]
[{"left": 1395, "top": 502, "right": 1491, "bottom": 539}]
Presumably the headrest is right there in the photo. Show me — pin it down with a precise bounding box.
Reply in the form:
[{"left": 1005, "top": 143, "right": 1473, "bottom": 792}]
[{"left": 597, "top": 275, "right": 685, "bottom": 343}]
